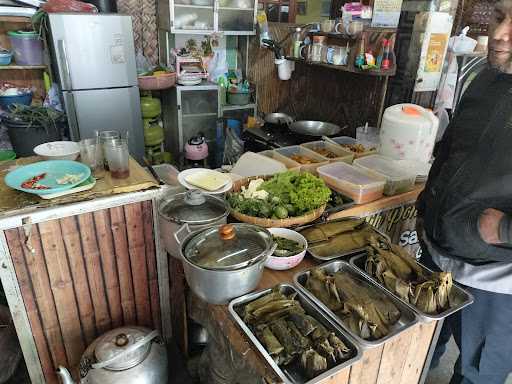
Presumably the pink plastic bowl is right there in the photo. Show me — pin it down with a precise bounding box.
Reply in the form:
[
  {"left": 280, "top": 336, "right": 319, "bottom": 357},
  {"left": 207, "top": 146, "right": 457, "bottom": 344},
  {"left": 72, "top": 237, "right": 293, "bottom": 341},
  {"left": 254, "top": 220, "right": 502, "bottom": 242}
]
[{"left": 265, "top": 228, "right": 308, "bottom": 271}]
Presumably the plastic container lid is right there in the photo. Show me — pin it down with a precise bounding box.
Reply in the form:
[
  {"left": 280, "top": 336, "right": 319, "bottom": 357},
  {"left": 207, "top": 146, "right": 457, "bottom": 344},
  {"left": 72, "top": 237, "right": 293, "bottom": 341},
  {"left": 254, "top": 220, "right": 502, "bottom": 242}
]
[
  {"left": 317, "top": 162, "right": 385, "bottom": 188},
  {"left": 182, "top": 224, "right": 273, "bottom": 270},
  {"left": 7, "top": 31, "right": 38, "bottom": 39},
  {"left": 354, "top": 155, "right": 416, "bottom": 181},
  {"left": 158, "top": 190, "right": 228, "bottom": 225}
]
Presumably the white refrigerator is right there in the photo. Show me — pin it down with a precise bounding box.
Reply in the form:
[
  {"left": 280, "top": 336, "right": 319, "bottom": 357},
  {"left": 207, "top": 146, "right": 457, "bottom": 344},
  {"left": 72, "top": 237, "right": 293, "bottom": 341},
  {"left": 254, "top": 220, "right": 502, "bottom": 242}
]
[{"left": 48, "top": 13, "right": 144, "bottom": 161}]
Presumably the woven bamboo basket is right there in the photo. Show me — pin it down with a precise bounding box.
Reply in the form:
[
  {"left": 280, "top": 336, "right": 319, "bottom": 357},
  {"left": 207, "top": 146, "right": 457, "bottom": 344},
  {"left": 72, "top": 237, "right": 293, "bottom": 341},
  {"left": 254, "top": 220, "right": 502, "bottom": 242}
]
[{"left": 229, "top": 176, "right": 326, "bottom": 228}]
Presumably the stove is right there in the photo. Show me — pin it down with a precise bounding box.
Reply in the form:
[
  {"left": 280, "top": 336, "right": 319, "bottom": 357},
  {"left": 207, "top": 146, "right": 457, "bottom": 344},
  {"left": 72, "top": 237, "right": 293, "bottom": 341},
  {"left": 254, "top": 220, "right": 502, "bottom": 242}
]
[{"left": 242, "top": 124, "right": 317, "bottom": 152}]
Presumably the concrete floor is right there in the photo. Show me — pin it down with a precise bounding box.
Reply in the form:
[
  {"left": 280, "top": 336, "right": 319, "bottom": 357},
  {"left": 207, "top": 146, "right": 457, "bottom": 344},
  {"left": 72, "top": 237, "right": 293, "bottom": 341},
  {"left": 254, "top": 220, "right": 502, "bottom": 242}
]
[{"left": 426, "top": 337, "right": 512, "bottom": 384}]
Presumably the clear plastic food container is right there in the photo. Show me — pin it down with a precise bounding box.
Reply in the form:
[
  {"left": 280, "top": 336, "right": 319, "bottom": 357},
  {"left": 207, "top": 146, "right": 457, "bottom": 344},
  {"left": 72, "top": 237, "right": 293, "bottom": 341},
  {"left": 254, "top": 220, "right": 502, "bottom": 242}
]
[
  {"left": 353, "top": 155, "right": 416, "bottom": 196},
  {"left": 274, "top": 145, "right": 329, "bottom": 174},
  {"left": 300, "top": 141, "right": 354, "bottom": 164},
  {"left": 317, "top": 162, "right": 385, "bottom": 204},
  {"left": 258, "top": 150, "right": 301, "bottom": 170},
  {"left": 329, "top": 136, "right": 377, "bottom": 158}
]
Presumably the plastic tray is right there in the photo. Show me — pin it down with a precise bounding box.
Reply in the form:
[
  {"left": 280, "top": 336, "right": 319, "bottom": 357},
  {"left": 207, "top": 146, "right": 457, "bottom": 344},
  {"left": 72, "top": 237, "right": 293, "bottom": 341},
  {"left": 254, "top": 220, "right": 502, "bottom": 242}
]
[
  {"left": 328, "top": 137, "right": 377, "bottom": 158},
  {"left": 300, "top": 141, "right": 354, "bottom": 164},
  {"left": 229, "top": 283, "right": 362, "bottom": 384},
  {"left": 294, "top": 261, "right": 418, "bottom": 347},
  {"left": 274, "top": 146, "right": 329, "bottom": 174},
  {"left": 350, "top": 253, "right": 475, "bottom": 322},
  {"left": 258, "top": 150, "right": 301, "bottom": 170},
  {"left": 353, "top": 155, "right": 416, "bottom": 196},
  {"left": 317, "top": 163, "right": 385, "bottom": 204}
]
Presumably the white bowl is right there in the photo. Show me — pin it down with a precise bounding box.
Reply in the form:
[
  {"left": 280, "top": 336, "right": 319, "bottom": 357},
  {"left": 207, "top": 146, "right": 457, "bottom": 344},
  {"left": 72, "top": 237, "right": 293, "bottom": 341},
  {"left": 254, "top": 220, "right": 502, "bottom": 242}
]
[
  {"left": 265, "top": 228, "right": 308, "bottom": 271},
  {"left": 34, "top": 141, "right": 80, "bottom": 160}
]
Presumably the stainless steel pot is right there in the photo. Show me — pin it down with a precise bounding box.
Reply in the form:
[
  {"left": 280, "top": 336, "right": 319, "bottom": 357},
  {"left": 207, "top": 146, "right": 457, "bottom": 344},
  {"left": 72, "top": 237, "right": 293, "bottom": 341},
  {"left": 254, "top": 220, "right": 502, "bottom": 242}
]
[
  {"left": 158, "top": 190, "right": 229, "bottom": 258},
  {"left": 289, "top": 120, "right": 341, "bottom": 136},
  {"left": 57, "top": 327, "right": 167, "bottom": 384},
  {"left": 175, "top": 223, "right": 276, "bottom": 304}
]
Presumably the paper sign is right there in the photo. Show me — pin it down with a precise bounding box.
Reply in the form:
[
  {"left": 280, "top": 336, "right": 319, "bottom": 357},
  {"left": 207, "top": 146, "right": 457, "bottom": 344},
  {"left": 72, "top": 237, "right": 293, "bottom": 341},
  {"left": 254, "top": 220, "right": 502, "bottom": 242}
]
[{"left": 371, "top": 0, "right": 404, "bottom": 27}]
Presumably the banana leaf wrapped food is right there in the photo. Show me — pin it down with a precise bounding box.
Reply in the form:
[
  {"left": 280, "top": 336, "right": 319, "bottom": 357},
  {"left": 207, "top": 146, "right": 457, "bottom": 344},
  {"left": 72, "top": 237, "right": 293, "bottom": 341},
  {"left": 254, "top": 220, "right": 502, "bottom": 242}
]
[
  {"left": 242, "top": 288, "right": 355, "bottom": 380},
  {"left": 300, "top": 219, "right": 387, "bottom": 259},
  {"left": 365, "top": 237, "right": 453, "bottom": 315},
  {"left": 305, "top": 268, "right": 401, "bottom": 340}
]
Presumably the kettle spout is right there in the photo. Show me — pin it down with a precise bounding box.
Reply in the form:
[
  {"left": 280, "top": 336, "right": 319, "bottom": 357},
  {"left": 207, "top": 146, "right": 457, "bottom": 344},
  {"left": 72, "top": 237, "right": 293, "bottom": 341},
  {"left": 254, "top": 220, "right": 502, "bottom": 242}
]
[{"left": 56, "top": 366, "right": 76, "bottom": 384}]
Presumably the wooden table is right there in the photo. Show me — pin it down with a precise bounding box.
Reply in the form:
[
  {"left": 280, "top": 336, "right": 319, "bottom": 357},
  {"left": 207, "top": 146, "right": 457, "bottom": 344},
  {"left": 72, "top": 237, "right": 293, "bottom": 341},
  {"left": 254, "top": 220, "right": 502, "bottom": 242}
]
[{"left": 182, "top": 185, "right": 442, "bottom": 384}]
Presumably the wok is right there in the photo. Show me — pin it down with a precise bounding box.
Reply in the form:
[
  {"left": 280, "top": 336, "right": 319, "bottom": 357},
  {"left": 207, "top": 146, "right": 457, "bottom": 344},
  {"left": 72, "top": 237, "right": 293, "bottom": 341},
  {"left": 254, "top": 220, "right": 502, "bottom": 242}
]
[
  {"left": 264, "top": 112, "right": 294, "bottom": 125},
  {"left": 289, "top": 120, "right": 341, "bottom": 136}
]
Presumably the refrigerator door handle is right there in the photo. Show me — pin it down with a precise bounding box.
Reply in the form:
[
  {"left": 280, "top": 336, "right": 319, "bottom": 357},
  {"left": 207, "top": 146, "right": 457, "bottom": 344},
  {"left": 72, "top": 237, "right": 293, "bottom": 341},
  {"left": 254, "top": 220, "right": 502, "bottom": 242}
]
[
  {"left": 63, "top": 92, "right": 80, "bottom": 140},
  {"left": 57, "top": 40, "right": 73, "bottom": 90}
]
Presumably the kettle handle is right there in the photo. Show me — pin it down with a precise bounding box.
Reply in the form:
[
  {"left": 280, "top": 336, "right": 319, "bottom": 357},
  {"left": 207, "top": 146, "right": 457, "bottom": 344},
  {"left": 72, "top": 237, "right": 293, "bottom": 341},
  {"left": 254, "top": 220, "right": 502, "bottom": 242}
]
[{"left": 91, "top": 330, "right": 159, "bottom": 370}]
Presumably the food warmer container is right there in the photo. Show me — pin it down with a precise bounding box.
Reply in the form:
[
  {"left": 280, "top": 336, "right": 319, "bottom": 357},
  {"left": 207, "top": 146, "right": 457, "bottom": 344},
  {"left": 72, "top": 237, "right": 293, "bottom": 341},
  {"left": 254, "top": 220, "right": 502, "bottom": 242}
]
[
  {"left": 317, "top": 162, "right": 386, "bottom": 204},
  {"left": 350, "top": 254, "right": 475, "bottom": 322},
  {"left": 379, "top": 104, "right": 439, "bottom": 164},
  {"left": 353, "top": 155, "right": 416, "bottom": 196},
  {"left": 175, "top": 223, "right": 276, "bottom": 304},
  {"left": 294, "top": 261, "right": 418, "bottom": 347},
  {"left": 229, "top": 283, "right": 362, "bottom": 384},
  {"left": 158, "top": 190, "right": 229, "bottom": 257}
]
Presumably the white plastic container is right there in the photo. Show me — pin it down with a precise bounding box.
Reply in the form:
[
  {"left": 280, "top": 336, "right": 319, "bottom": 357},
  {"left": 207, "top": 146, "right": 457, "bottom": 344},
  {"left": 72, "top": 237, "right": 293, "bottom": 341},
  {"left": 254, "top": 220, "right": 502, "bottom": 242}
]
[
  {"left": 379, "top": 104, "right": 439, "bottom": 163},
  {"left": 300, "top": 141, "right": 354, "bottom": 163},
  {"left": 274, "top": 146, "right": 329, "bottom": 174},
  {"left": 330, "top": 136, "right": 377, "bottom": 158},
  {"left": 317, "top": 162, "right": 385, "bottom": 204},
  {"left": 353, "top": 155, "right": 416, "bottom": 196},
  {"left": 258, "top": 150, "right": 301, "bottom": 170}
]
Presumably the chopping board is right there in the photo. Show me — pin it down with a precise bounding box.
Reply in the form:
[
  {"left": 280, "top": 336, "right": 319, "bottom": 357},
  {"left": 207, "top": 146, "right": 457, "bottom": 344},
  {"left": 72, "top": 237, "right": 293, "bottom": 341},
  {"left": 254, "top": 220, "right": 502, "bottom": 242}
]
[{"left": 0, "top": 156, "right": 158, "bottom": 217}]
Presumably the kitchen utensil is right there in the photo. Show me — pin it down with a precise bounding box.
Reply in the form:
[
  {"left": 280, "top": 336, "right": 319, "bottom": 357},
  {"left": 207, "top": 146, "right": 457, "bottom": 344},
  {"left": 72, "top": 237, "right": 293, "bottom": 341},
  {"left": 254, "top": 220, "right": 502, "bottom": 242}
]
[
  {"left": 57, "top": 326, "right": 167, "bottom": 384},
  {"left": 158, "top": 189, "right": 229, "bottom": 257},
  {"left": 143, "top": 157, "right": 164, "bottom": 185},
  {"left": 34, "top": 141, "right": 80, "bottom": 161},
  {"left": 265, "top": 228, "right": 307, "bottom": 270},
  {"left": 4, "top": 160, "right": 91, "bottom": 196},
  {"left": 264, "top": 112, "right": 294, "bottom": 125},
  {"left": 289, "top": 120, "right": 341, "bottom": 137},
  {"left": 379, "top": 104, "right": 439, "bottom": 163},
  {"left": 0, "top": 50, "right": 12, "bottom": 66},
  {"left": 175, "top": 223, "right": 275, "bottom": 304}
]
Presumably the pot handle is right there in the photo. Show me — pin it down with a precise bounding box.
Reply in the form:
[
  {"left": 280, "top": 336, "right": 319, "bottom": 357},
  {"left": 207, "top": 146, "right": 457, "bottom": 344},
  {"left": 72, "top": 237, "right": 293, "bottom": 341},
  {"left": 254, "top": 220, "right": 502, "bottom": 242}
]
[
  {"left": 91, "top": 330, "right": 160, "bottom": 370},
  {"left": 174, "top": 223, "right": 192, "bottom": 246}
]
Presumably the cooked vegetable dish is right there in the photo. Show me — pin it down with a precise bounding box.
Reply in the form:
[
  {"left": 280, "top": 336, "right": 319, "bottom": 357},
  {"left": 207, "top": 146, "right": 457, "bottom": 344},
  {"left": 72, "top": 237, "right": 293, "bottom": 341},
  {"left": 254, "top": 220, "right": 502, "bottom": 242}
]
[
  {"left": 290, "top": 154, "right": 318, "bottom": 164},
  {"left": 242, "top": 288, "right": 354, "bottom": 379},
  {"left": 312, "top": 147, "right": 338, "bottom": 158},
  {"left": 340, "top": 143, "right": 375, "bottom": 154},
  {"left": 272, "top": 236, "right": 304, "bottom": 257}
]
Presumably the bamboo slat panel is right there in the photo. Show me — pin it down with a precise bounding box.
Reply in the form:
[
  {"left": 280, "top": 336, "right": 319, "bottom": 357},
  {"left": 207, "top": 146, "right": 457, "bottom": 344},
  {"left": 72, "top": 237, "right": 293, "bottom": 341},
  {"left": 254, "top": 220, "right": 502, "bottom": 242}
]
[
  {"left": 5, "top": 201, "right": 160, "bottom": 384},
  {"left": 248, "top": 23, "right": 388, "bottom": 134}
]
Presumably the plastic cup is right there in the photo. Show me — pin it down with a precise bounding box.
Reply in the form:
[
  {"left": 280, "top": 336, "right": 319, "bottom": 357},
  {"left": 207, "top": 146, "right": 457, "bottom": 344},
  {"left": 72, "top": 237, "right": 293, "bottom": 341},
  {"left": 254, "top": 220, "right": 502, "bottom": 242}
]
[
  {"left": 104, "top": 138, "right": 130, "bottom": 179},
  {"left": 79, "top": 138, "right": 104, "bottom": 178}
]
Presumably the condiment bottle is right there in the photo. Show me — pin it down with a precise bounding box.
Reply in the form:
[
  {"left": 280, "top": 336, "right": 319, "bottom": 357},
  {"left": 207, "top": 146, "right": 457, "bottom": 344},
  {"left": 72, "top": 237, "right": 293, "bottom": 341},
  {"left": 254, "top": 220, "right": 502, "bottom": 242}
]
[
  {"left": 291, "top": 27, "right": 303, "bottom": 58},
  {"left": 381, "top": 39, "right": 392, "bottom": 70}
]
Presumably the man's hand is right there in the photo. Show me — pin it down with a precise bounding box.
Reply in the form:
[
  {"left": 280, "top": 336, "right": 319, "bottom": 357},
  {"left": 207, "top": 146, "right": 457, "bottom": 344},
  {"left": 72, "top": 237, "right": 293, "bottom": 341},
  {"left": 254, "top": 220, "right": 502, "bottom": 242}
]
[{"left": 478, "top": 208, "right": 505, "bottom": 244}]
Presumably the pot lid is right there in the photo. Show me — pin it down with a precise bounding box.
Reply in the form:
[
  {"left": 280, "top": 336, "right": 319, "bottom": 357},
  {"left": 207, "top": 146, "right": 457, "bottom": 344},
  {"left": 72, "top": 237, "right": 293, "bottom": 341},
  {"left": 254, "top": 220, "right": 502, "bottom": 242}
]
[
  {"left": 94, "top": 327, "right": 152, "bottom": 371},
  {"left": 183, "top": 224, "right": 272, "bottom": 270},
  {"left": 159, "top": 190, "right": 228, "bottom": 225}
]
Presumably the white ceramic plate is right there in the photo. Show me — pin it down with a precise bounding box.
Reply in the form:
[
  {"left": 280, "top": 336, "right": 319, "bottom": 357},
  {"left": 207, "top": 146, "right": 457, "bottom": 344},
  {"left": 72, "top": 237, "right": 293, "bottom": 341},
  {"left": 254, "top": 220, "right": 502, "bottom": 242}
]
[
  {"left": 178, "top": 168, "right": 233, "bottom": 194},
  {"left": 177, "top": 78, "right": 202, "bottom": 86}
]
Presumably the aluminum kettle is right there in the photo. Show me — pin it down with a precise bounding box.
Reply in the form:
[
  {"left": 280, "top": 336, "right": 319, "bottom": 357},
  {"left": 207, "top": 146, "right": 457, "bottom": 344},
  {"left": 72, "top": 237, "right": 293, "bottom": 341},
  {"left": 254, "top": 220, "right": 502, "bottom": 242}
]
[{"left": 56, "top": 326, "right": 167, "bottom": 384}]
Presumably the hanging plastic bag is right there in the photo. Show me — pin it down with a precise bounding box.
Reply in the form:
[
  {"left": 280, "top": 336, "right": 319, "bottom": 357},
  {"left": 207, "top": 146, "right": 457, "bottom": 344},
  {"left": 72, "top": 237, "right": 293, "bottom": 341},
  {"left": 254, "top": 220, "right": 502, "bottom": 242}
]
[
  {"left": 223, "top": 127, "right": 244, "bottom": 166},
  {"left": 449, "top": 26, "right": 477, "bottom": 54},
  {"left": 42, "top": 0, "right": 98, "bottom": 13},
  {"left": 208, "top": 48, "right": 228, "bottom": 83}
]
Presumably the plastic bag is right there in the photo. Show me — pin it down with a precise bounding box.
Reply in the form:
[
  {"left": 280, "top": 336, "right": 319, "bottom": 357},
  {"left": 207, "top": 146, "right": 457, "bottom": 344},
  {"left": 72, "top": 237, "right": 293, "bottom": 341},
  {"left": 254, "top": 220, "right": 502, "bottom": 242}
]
[
  {"left": 42, "top": 0, "right": 98, "bottom": 13},
  {"left": 207, "top": 48, "right": 228, "bottom": 83},
  {"left": 136, "top": 51, "right": 151, "bottom": 75},
  {"left": 449, "top": 26, "right": 477, "bottom": 53}
]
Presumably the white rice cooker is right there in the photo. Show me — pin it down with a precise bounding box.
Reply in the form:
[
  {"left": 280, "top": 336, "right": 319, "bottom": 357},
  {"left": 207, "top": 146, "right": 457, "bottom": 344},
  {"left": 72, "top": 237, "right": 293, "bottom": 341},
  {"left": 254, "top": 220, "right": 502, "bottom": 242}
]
[{"left": 379, "top": 104, "right": 439, "bottom": 163}]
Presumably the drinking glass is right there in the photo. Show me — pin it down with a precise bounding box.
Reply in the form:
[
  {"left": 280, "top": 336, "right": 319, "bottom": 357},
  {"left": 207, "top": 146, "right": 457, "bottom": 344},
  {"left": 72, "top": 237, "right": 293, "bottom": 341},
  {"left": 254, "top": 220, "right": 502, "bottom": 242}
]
[
  {"left": 99, "top": 130, "right": 120, "bottom": 170},
  {"left": 104, "top": 138, "right": 130, "bottom": 179},
  {"left": 79, "top": 138, "right": 104, "bottom": 178}
]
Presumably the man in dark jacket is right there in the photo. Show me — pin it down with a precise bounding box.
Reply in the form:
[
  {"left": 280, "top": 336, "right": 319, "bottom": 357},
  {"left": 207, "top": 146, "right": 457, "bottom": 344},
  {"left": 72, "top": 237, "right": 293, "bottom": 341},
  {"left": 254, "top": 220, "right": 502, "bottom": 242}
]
[{"left": 417, "top": 1, "right": 512, "bottom": 383}]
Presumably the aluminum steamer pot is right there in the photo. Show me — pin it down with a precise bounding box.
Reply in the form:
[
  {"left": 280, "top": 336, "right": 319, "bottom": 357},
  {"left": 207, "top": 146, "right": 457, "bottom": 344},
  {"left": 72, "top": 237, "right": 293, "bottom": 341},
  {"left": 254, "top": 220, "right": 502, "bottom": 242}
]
[
  {"left": 158, "top": 190, "right": 229, "bottom": 258},
  {"left": 175, "top": 223, "right": 276, "bottom": 304}
]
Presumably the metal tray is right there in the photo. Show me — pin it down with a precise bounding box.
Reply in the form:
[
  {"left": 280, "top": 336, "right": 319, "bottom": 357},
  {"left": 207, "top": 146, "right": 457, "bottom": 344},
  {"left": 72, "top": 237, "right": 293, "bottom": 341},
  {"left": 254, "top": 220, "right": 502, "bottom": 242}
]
[
  {"left": 324, "top": 192, "right": 355, "bottom": 215},
  {"left": 350, "top": 253, "right": 474, "bottom": 322},
  {"left": 293, "top": 261, "right": 418, "bottom": 347},
  {"left": 296, "top": 219, "right": 389, "bottom": 262},
  {"left": 228, "top": 283, "right": 362, "bottom": 384}
]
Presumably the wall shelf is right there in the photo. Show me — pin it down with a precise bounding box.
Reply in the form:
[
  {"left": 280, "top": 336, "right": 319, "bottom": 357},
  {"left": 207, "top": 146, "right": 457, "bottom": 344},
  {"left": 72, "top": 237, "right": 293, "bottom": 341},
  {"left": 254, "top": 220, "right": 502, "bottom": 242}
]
[
  {"left": 0, "top": 64, "right": 46, "bottom": 70},
  {"left": 173, "top": 3, "right": 212, "bottom": 8},
  {"left": 285, "top": 56, "right": 396, "bottom": 77}
]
